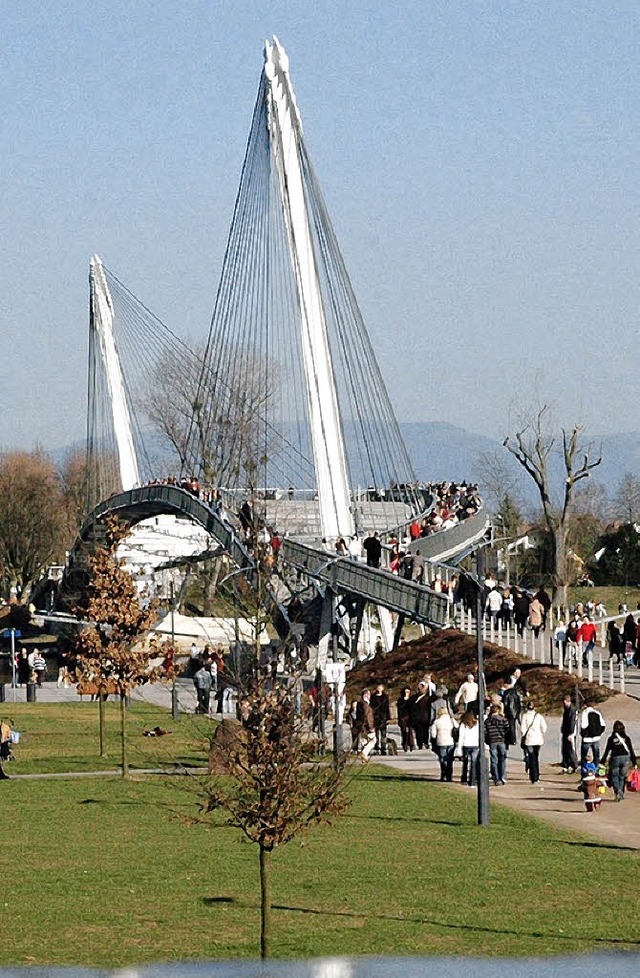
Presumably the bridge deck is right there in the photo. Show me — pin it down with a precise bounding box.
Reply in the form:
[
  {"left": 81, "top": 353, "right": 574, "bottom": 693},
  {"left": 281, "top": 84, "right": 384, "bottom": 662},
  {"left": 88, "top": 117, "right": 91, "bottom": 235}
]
[
  {"left": 281, "top": 539, "right": 450, "bottom": 628},
  {"left": 75, "top": 485, "right": 487, "bottom": 630}
]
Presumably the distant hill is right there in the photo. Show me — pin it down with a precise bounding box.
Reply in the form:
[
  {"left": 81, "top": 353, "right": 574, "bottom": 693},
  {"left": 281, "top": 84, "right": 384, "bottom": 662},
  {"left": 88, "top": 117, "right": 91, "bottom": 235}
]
[
  {"left": 50, "top": 422, "right": 638, "bottom": 511},
  {"left": 400, "top": 422, "right": 639, "bottom": 510},
  {"left": 401, "top": 422, "right": 498, "bottom": 484}
]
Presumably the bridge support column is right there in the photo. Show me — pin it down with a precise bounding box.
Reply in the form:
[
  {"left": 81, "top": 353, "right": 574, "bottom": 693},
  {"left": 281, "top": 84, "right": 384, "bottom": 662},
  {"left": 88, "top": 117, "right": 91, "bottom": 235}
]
[{"left": 392, "top": 613, "right": 405, "bottom": 652}]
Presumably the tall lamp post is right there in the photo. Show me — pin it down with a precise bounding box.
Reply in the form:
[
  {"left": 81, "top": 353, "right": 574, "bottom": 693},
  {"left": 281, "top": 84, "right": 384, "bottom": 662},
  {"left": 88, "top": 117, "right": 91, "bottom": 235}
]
[
  {"left": 170, "top": 580, "right": 179, "bottom": 721},
  {"left": 471, "top": 550, "right": 491, "bottom": 827}
]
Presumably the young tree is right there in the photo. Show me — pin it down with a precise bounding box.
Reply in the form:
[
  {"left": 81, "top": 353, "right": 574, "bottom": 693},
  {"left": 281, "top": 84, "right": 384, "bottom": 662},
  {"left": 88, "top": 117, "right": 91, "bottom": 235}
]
[
  {"left": 204, "top": 683, "right": 349, "bottom": 958},
  {"left": 503, "top": 405, "right": 601, "bottom": 611},
  {"left": 74, "top": 516, "right": 174, "bottom": 776}
]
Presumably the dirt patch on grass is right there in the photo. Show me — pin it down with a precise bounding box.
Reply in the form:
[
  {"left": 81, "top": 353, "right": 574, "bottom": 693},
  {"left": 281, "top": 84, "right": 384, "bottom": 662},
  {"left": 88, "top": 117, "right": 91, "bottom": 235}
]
[{"left": 347, "top": 629, "right": 613, "bottom": 715}]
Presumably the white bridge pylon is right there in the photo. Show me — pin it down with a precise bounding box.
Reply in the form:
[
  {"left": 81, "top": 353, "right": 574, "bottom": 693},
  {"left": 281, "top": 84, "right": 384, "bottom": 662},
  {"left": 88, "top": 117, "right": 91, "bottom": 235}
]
[
  {"left": 89, "top": 255, "right": 140, "bottom": 492},
  {"left": 264, "top": 37, "right": 354, "bottom": 544}
]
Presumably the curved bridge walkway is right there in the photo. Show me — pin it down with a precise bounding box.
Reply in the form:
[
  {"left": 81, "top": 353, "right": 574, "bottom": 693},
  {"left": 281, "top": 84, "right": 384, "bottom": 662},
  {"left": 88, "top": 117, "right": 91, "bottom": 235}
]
[{"left": 74, "top": 485, "right": 488, "bottom": 631}]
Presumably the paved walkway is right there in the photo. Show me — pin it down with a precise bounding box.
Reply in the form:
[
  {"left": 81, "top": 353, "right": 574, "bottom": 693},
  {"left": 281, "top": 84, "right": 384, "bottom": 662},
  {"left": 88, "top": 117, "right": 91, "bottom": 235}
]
[
  {"left": 4, "top": 681, "right": 640, "bottom": 850},
  {"left": 371, "top": 693, "right": 640, "bottom": 851}
]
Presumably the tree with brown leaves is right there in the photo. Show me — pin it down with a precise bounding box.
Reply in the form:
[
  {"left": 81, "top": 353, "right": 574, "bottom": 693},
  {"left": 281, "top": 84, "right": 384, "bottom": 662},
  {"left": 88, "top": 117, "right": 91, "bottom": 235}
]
[
  {"left": 204, "top": 682, "right": 349, "bottom": 958},
  {"left": 74, "top": 516, "right": 175, "bottom": 775},
  {"left": 0, "top": 450, "right": 67, "bottom": 600}
]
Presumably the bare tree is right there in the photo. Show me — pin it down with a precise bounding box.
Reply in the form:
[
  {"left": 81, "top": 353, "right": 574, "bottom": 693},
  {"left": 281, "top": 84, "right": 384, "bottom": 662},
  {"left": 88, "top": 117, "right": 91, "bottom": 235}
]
[
  {"left": 140, "top": 345, "right": 277, "bottom": 487},
  {"left": 58, "top": 450, "right": 91, "bottom": 546},
  {"left": 474, "top": 449, "right": 523, "bottom": 513},
  {"left": 503, "top": 405, "right": 601, "bottom": 610},
  {"left": 614, "top": 473, "right": 640, "bottom": 525},
  {"left": 74, "top": 517, "right": 174, "bottom": 775},
  {"left": 0, "top": 450, "right": 67, "bottom": 600}
]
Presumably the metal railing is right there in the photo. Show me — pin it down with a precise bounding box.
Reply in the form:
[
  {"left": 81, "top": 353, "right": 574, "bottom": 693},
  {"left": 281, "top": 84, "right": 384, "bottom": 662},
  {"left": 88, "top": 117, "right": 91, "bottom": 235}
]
[
  {"left": 281, "top": 539, "right": 450, "bottom": 627},
  {"left": 456, "top": 607, "right": 629, "bottom": 692}
]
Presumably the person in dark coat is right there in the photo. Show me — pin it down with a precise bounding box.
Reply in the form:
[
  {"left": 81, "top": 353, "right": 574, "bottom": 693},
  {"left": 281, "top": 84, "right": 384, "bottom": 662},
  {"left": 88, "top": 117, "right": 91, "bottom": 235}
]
[
  {"left": 607, "top": 621, "right": 624, "bottom": 663},
  {"left": 500, "top": 680, "right": 523, "bottom": 747},
  {"left": 484, "top": 704, "right": 511, "bottom": 785},
  {"left": 396, "top": 687, "right": 415, "bottom": 752},
  {"left": 560, "top": 694, "right": 578, "bottom": 773},
  {"left": 409, "top": 681, "right": 431, "bottom": 749},
  {"left": 622, "top": 613, "right": 637, "bottom": 657},
  {"left": 513, "top": 590, "right": 530, "bottom": 637},
  {"left": 601, "top": 720, "right": 637, "bottom": 801},
  {"left": 17, "top": 650, "right": 30, "bottom": 687},
  {"left": 362, "top": 532, "right": 382, "bottom": 568},
  {"left": 370, "top": 683, "right": 391, "bottom": 755}
]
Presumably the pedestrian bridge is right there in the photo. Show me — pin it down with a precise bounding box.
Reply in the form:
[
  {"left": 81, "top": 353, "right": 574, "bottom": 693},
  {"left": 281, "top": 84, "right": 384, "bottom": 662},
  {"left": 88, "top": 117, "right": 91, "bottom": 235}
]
[{"left": 68, "top": 484, "right": 486, "bottom": 630}]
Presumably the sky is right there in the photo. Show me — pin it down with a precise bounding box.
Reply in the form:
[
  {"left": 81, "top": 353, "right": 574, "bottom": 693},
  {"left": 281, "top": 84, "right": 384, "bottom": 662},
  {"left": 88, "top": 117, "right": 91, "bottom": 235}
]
[{"left": 1, "top": 1, "right": 638, "bottom": 453}]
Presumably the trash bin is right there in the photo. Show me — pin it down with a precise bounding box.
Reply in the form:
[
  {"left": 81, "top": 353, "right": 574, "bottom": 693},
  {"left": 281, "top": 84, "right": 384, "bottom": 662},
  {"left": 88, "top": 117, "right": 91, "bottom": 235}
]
[
  {"left": 26, "top": 682, "right": 37, "bottom": 702},
  {"left": 0, "top": 683, "right": 5, "bottom": 703}
]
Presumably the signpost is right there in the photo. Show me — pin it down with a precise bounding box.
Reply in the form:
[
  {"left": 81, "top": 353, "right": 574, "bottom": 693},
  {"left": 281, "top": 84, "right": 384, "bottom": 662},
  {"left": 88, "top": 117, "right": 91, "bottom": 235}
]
[{"left": 1, "top": 629, "right": 22, "bottom": 702}]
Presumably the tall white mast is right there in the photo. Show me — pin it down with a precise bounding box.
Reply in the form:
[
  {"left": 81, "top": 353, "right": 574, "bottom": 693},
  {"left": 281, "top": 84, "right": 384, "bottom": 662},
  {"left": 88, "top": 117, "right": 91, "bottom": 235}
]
[
  {"left": 264, "top": 37, "right": 354, "bottom": 543},
  {"left": 89, "top": 255, "right": 140, "bottom": 492}
]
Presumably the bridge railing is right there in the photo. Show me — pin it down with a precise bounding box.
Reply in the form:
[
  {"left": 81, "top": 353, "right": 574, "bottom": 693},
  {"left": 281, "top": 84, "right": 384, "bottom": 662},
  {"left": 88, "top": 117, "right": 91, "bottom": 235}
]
[
  {"left": 407, "top": 507, "right": 490, "bottom": 564},
  {"left": 456, "top": 606, "right": 628, "bottom": 693},
  {"left": 281, "top": 539, "right": 450, "bottom": 628},
  {"left": 82, "top": 485, "right": 255, "bottom": 573}
]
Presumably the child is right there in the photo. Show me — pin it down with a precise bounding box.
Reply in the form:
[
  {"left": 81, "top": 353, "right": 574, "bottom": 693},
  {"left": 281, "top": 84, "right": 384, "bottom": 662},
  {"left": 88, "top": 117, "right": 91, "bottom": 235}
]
[
  {"left": 0, "top": 719, "right": 15, "bottom": 780},
  {"left": 578, "top": 760, "right": 606, "bottom": 812}
]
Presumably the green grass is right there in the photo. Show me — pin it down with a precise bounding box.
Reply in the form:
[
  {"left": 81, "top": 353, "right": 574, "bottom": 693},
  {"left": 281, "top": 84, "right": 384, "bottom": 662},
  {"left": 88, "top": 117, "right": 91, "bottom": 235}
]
[
  {"left": 2, "top": 700, "right": 212, "bottom": 774},
  {"left": 567, "top": 584, "right": 640, "bottom": 617},
  {"left": 1, "top": 759, "right": 639, "bottom": 966}
]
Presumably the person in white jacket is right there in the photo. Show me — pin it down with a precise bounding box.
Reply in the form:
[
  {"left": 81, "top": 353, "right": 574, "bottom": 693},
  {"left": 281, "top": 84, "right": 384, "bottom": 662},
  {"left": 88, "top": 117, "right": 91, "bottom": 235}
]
[
  {"left": 430, "top": 707, "right": 459, "bottom": 782},
  {"left": 455, "top": 711, "right": 480, "bottom": 786},
  {"left": 520, "top": 702, "right": 547, "bottom": 784}
]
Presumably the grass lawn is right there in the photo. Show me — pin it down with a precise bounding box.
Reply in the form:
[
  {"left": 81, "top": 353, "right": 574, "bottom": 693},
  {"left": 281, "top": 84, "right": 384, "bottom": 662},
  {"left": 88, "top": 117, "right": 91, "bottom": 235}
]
[
  {"left": 1, "top": 757, "right": 639, "bottom": 966},
  {"left": 567, "top": 585, "right": 640, "bottom": 617},
  {"left": 2, "top": 700, "right": 212, "bottom": 774}
]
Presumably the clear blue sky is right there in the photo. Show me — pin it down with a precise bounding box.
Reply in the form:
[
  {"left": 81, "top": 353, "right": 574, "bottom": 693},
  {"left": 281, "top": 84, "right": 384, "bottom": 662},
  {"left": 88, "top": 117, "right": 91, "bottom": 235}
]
[{"left": 1, "top": 1, "right": 638, "bottom": 452}]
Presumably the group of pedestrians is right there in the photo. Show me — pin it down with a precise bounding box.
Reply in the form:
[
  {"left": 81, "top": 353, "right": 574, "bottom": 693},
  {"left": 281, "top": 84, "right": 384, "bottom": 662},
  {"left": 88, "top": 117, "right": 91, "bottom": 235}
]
[
  {"left": 348, "top": 670, "right": 638, "bottom": 803},
  {"left": 190, "top": 644, "right": 233, "bottom": 715}
]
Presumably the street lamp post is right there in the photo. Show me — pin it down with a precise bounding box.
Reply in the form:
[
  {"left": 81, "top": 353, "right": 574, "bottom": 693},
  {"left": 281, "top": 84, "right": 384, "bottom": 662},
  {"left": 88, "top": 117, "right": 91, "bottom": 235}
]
[
  {"left": 170, "top": 580, "right": 179, "bottom": 721},
  {"left": 473, "top": 550, "right": 491, "bottom": 827}
]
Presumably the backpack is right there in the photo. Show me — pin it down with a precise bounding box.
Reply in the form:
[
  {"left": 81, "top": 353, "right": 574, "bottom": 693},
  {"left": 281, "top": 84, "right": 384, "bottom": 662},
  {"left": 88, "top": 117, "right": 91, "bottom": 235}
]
[{"left": 584, "top": 709, "right": 605, "bottom": 738}]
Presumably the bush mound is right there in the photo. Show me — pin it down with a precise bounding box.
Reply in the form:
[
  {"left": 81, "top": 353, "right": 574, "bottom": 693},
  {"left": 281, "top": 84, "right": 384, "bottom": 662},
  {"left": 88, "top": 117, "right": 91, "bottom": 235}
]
[{"left": 347, "top": 628, "right": 613, "bottom": 715}]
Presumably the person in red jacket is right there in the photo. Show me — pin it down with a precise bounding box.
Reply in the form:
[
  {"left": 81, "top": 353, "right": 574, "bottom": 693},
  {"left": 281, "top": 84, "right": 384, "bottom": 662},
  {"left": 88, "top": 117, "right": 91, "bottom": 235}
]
[{"left": 578, "top": 615, "right": 597, "bottom": 667}]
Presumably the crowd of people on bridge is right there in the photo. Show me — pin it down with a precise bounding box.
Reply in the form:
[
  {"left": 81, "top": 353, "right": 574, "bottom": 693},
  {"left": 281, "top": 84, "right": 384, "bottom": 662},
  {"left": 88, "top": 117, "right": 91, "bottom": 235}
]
[{"left": 411, "top": 481, "right": 481, "bottom": 536}]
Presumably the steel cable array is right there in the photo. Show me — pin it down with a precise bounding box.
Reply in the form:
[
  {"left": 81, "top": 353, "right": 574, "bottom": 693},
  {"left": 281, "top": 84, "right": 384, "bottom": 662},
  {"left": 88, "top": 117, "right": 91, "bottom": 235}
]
[{"left": 87, "top": 65, "right": 422, "bottom": 530}]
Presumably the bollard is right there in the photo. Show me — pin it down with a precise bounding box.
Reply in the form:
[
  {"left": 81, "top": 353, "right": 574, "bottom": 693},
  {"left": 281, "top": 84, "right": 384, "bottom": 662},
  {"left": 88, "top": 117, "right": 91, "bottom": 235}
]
[
  {"left": 26, "top": 682, "right": 37, "bottom": 702},
  {"left": 0, "top": 683, "right": 5, "bottom": 702}
]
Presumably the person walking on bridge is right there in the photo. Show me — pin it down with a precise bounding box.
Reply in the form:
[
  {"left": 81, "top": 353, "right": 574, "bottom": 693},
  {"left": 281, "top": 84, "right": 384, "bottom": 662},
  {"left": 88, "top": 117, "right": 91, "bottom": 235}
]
[{"left": 362, "top": 531, "right": 382, "bottom": 568}]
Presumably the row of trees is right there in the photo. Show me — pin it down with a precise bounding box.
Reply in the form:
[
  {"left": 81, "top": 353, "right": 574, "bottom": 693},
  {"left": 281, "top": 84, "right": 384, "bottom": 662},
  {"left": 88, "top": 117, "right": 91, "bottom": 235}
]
[{"left": 0, "top": 449, "right": 89, "bottom": 600}]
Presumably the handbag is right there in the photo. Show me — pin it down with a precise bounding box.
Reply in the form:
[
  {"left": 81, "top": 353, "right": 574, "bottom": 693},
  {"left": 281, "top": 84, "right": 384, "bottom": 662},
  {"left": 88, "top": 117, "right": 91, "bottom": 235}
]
[
  {"left": 520, "top": 713, "right": 537, "bottom": 750},
  {"left": 626, "top": 768, "right": 640, "bottom": 792}
]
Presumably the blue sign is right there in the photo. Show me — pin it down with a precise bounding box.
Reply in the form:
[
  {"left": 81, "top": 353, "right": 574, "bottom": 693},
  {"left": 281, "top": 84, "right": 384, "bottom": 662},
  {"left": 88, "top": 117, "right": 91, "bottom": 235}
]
[{"left": 1, "top": 629, "right": 21, "bottom": 638}]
